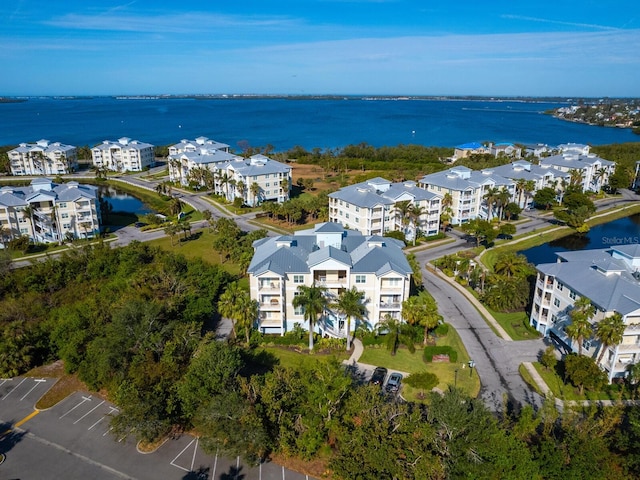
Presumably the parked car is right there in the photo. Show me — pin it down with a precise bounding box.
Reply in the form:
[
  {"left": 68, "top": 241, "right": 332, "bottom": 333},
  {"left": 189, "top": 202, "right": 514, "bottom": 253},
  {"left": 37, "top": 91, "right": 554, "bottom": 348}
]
[
  {"left": 385, "top": 372, "right": 403, "bottom": 394},
  {"left": 369, "top": 367, "right": 388, "bottom": 387}
]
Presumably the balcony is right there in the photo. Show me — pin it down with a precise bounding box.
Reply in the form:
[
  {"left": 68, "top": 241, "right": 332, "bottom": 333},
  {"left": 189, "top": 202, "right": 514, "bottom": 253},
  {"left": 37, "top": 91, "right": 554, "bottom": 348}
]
[
  {"left": 379, "top": 302, "right": 401, "bottom": 310},
  {"left": 259, "top": 282, "right": 281, "bottom": 291},
  {"left": 260, "top": 298, "right": 282, "bottom": 311}
]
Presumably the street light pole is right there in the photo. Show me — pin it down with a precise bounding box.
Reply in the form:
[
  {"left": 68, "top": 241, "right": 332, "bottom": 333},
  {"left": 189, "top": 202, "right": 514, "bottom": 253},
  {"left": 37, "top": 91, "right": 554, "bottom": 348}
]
[{"left": 469, "top": 360, "right": 475, "bottom": 377}]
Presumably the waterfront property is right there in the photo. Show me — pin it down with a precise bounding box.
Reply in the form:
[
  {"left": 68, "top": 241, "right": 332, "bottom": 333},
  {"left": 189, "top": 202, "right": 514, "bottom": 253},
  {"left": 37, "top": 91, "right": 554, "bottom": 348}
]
[
  {"left": 0, "top": 178, "right": 102, "bottom": 245},
  {"left": 167, "top": 137, "right": 292, "bottom": 205},
  {"left": 91, "top": 137, "right": 155, "bottom": 172},
  {"left": 538, "top": 151, "right": 615, "bottom": 193},
  {"left": 247, "top": 222, "right": 412, "bottom": 336},
  {"left": 419, "top": 166, "right": 516, "bottom": 224},
  {"left": 328, "top": 177, "right": 441, "bottom": 239},
  {"left": 8, "top": 139, "right": 78, "bottom": 176},
  {"left": 530, "top": 246, "right": 640, "bottom": 382}
]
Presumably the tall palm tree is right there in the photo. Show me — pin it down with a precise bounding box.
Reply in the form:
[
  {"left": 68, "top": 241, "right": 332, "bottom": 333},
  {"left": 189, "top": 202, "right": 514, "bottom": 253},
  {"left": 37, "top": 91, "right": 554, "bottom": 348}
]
[
  {"left": 566, "top": 297, "right": 595, "bottom": 356},
  {"left": 440, "top": 192, "right": 453, "bottom": 232},
  {"left": 202, "top": 210, "right": 213, "bottom": 232},
  {"left": 169, "top": 197, "right": 183, "bottom": 217},
  {"left": 377, "top": 314, "right": 415, "bottom": 356},
  {"left": 408, "top": 204, "right": 426, "bottom": 245},
  {"left": 292, "top": 283, "right": 328, "bottom": 351},
  {"left": 523, "top": 180, "right": 536, "bottom": 209},
  {"left": 280, "top": 178, "right": 289, "bottom": 201},
  {"left": 235, "top": 180, "right": 246, "bottom": 205},
  {"left": 595, "top": 167, "right": 608, "bottom": 190},
  {"left": 515, "top": 178, "right": 527, "bottom": 208},
  {"left": 332, "top": 287, "right": 366, "bottom": 350},
  {"left": 482, "top": 187, "right": 500, "bottom": 219},
  {"left": 22, "top": 204, "right": 36, "bottom": 242},
  {"left": 0, "top": 225, "right": 10, "bottom": 249},
  {"left": 496, "top": 187, "right": 511, "bottom": 220},
  {"left": 568, "top": 168, "right": 585, "bottom": 189},
  {"left": 250, "top": 182, "right": 261, "bottom": 206},
  {"left": 218, "top": 172, "right": 230, "bottom": 200},
  {"left": 164, "top": 222, "right": 180, "bottom": 247},
  {"left": 217, "top": 282, "right": 245, "bottom": 339},
  {"left": 595, "top": 312, "right": 625, "bottom": 365},
  {"left": 235, "top": 293, "right": 259, "bottom": 345},
  {"left": 393, "top": 200, "right": 412, "bottom": 237}
]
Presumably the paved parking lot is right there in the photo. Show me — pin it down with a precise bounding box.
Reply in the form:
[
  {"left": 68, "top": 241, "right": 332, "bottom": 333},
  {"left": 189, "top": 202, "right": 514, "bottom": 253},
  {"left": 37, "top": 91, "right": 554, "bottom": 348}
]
[{"left": 1, "top": 378, "right": 315, "bottom": 480}]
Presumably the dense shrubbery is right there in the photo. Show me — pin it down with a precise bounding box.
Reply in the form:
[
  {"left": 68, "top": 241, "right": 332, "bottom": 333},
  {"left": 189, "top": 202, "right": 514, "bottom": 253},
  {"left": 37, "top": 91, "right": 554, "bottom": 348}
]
[
  {"left": 423, "top": 345, "right": 458, "bottom": 363},
  {"left": 404, "top": 371, "right": 439, "bottom": 390}
]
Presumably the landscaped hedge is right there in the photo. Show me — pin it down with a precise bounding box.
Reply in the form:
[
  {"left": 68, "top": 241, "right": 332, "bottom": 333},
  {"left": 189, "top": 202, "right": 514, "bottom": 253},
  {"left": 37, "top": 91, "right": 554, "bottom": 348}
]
[
  {"left": 434, "top": 323, "right": 449, "bottom": 337},
  {"left": 423, "top": 346, "right": 458, "bottom": 363}
]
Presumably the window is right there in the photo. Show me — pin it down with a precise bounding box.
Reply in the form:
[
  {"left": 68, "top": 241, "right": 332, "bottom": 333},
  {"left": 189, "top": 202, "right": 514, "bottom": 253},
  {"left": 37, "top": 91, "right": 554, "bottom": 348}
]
[
  {"left": 294, "top": 292, "right": 304, "bottom": 315},
  {"left": 58, "top": 202, "right": 67, "bottom": 208},
  {"left": 61, "top": 213, "right": 69, "bottom": 219},
  {"left": 569, "top": 290, "right": 577, "bottom": 300},
  {"left": 556, "top": 282, "right": 563, "bottom": 291},
  {"left": 266, "top": 183, "right": 270, "bottom": 187},
  {"left": 355, "top": 275, "right": 366, "bottom": 284},
  {"left": 345, "top": 213, "right": 349, "bottom": 219},
  {"left": 63, "top": 223, "right": 71, "bottom": 229},
  {"left": 293, "top": 275, "right": 304, "bottom": 283},
  {"left": 554, "top": 298, "right": 560, "bottom": 307},
  {"left": 355, "top": 206, "right": 360, "bottom": 213},
  {"left": 265, "top": 174, "right": 270, "bottom": 179},
  {"left": 20, "top": 228, "right": 28, "bottom": 234}
]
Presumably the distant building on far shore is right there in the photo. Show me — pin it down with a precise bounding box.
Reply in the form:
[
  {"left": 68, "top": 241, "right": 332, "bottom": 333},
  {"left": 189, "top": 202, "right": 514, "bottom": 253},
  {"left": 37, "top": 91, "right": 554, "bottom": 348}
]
[
  {"left": 8, "top": 139, "right": 78, "bottom": 176},
  {"left": 91, "top": 137, "right": 155, "bottom": 172}
]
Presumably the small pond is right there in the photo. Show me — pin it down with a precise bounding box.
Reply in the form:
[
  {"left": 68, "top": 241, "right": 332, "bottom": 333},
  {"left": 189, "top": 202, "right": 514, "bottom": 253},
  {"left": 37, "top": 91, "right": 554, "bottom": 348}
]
[
  {"left": 98, "top": 185, "right": 152, "bottom": 215},
  {"left": 520, "top": 213, "right": 640, "bottom": 265}
]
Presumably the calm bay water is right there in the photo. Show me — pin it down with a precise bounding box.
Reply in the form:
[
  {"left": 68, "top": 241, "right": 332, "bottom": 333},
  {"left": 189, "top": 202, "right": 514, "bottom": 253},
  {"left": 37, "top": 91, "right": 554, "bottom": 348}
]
[
  {"left": 1, "top": 97, "right": 637, "bottom": 151},
  {"left": 520, "top": 214, "right": 640, "bottom": 265}
]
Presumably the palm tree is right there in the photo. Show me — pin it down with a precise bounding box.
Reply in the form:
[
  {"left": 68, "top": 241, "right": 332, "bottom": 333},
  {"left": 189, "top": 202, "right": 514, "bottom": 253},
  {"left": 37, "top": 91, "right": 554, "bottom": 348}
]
[
  {"left": 202, "top": 210, "right": 213, "bottom": 232},
  {"left": 0, "top": 225, "right": 11, "bottom": 249},
  {"left": 515, "top": 178, "right": 527, "bottom": 208},
  {"left": 408, "top": 204, "right": 426, "bottom": 246},
  {"left": 164, "top": 222, "right": 180, "bottom": 247},
  {"left": 402, "top": 291, "right": 442, "bottom": 345},
  {"left": 523, "top": 180, "right": 536, "bottom": 209},
  {"left": 595, "top": 167, "right": 608, "bottom": 191},
  {"left": 493, "top": 252, "right": 532, "bottom": 278},
  {"left": 496, "top": 187, "right": 511, "bottom": 220},
  {"left": 595, "top": 312, "right": 625, "bottom": 365},
  {"left": 250, "top": 182, "right": 261, "bottom": 206},
  {"left": 217, "top": 282, "right": 245, "bottom": 339},
  {"left": 377, "top": 314, "right": 415, "bottom": 356},
  {"left": 440, "top": 192, "right": 453, "bottom": 232},
  {"left": 218, "top": 172, "right": 230, "bottom": 200},
  {"left": 566, "top": 297, "right": 595, "bottom": 356},
  {"left": 393, "top": 200, "right": 412, "bottom": 237},
  {"left": 236, "top": 180, "right": 246, "bottom": 205},
  {"left": 280, "top": 178, "right": 289, "bottom": 201},
  {"left": 235, "top": 293, "right": 259, "bottom": 345},
  {"left": 627, "top": 362, "right": 640, "bottom": 398},
  {"left": 21, "top": 205, "right": 36, "bottom": 242},
  {"left": 292, "top": 283, "right": 328, "bottom": 351},
  {"left": 569, "top": 168, "right": 584, "bottom": 189},
  {"left": 482, "top": 187, "right": 499, "bottom": 219},
  {"left": 169, "top": 197, "right": 182, "bottom": 217},
  {"left": 332, "top": 287, "right": 366, "bottom": 351}
]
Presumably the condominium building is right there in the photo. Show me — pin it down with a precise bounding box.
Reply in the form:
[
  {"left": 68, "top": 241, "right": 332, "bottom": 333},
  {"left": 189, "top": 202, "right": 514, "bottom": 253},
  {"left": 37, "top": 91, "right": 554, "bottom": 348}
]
[
  {"left": 538, "top": 152, "right": 615, "bottom": 193},
  {"left": 328, "top": 178, "right": 441, "bottom": 239},
  {"left": 530, "top": 247, "right": 640, "bottom": 382},
  {"left": 0, "top": 178, "right": 101, "bottom": 245},
  {"left": 91, "top": 137, "right": 155, "bottom": 172},
  {"left": 8, "top": 139, "right": 78, "bottom": 176},
  {"left": 419, "top": 166, "right": 515, "bottom": 224},
  {"left": 483, "top": 161, "right": 570, "bottom": 208},
  {"left": 247, "top": 222, "right": 412, "bottom": 336},
  {"left": 168, "top": 137, "right": 291, "bottom": 205}
]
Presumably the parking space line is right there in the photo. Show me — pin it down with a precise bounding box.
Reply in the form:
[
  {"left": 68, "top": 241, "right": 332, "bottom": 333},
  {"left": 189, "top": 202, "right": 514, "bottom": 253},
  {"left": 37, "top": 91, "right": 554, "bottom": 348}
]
[
  {"left": 236, "top": 456, "right": 240, "bottom": 479},
  {"left": 283, "top": 465, "right": 285, "bottom": 479},
  {"left": 60, "top": 395, "right": 92, "bottom": 419},
  {"left": 211, "top": 447, "right": 219, "bottom": 480},
  {"left": 74, "top": 400, "right": 105, "bottom": 424},
  {"left": 170, "top": 437, "right": 197, "bottom": 472},
  {"left": 20, "top": 379, "right": 46, "bottom": 401},
  {"left": 103, "top": 425, "right": 113, "bottom": 437},
  {"left": 190, "top": 437, "right": 199, "bottom": 472},
  {"left": 0, "top": 379, "right": 11, "bottom": 388},
  {"left": 2, "top": 378, "right": 26, "bottom": 400},
  {"left": 88, "top": 416, "right": 105, "bottom": 430}
]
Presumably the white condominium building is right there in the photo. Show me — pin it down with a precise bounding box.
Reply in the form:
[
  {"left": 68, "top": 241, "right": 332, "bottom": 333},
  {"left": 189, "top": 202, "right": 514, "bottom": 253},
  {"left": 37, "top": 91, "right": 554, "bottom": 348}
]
[
  {"left": 328, "top": 177, "right": 441, "bottom": 239},
  {"left": 419, "top": 166, "right": 515, "bottom": 224},
  {"left": 0, "top": 178, "right": 101, "bottom": 245},
  {"left": 8, "top": 139, "right": 78, "bottom": 176},
  {"left": 168, "top": 137, "right": 291, "bottom": 205},
  {"left": 538, "top": 152, "right": 615, "bottom": 193},
  {"left": 92, "top": 137, "right": 155, "bottom": 172},
  {"left": 247, "top": 222, "right": 412, "bottom": 337},
  {"left": 530, "top": 247, "right": 640, "bottom": 382}
]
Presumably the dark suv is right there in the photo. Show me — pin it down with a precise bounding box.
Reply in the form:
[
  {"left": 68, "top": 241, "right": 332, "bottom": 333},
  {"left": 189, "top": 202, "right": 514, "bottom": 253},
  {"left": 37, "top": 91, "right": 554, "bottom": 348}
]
[{"left": 369, "top": 367, "right": 388, "bottom": 387}]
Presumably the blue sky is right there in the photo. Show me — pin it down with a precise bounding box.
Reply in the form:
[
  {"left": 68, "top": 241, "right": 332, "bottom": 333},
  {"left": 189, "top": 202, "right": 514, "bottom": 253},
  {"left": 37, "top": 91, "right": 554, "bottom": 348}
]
[{"left": 2, "top": 1, "right": 639, "bottom": 96}]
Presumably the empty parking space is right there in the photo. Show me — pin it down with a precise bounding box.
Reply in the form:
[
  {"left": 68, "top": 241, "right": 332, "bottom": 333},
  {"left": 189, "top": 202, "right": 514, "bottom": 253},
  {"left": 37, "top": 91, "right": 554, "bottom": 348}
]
[{"left": 1, "top": 383, "right": 317, "bottom": 479}]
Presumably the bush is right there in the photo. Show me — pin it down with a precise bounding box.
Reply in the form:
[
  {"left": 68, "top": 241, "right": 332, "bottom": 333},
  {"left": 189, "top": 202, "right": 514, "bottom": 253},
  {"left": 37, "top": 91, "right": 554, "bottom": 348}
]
[
  {"left": 423, "top": 346, "right": 458, "bottom": 363},
  {"left": 315, "top": 337, "right": 345, "bottom": 350},
  {"left": 384, "top": 230, "right": 406, "bottom": 243},
  {"left": 434, "top": 323, "right": 449, "bottom": 337},
  {"left": 404, "top": 371, "right": 439, "bottom": 390}
]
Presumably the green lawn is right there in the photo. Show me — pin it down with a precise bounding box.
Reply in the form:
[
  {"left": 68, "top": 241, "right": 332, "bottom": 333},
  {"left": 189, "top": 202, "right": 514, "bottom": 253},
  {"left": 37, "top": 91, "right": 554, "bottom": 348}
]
[
  {"left": 146, "top": 228, "right": 241, "bottom": 276},
  {"left": 359, "top": 326, "right": 480, "bottom": 399},
  {"left": 258, "top": 346, "right": 349, "bottom": 369},
  {"left": 490, "top": 309, "right": 540, "bottom": 341}
]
